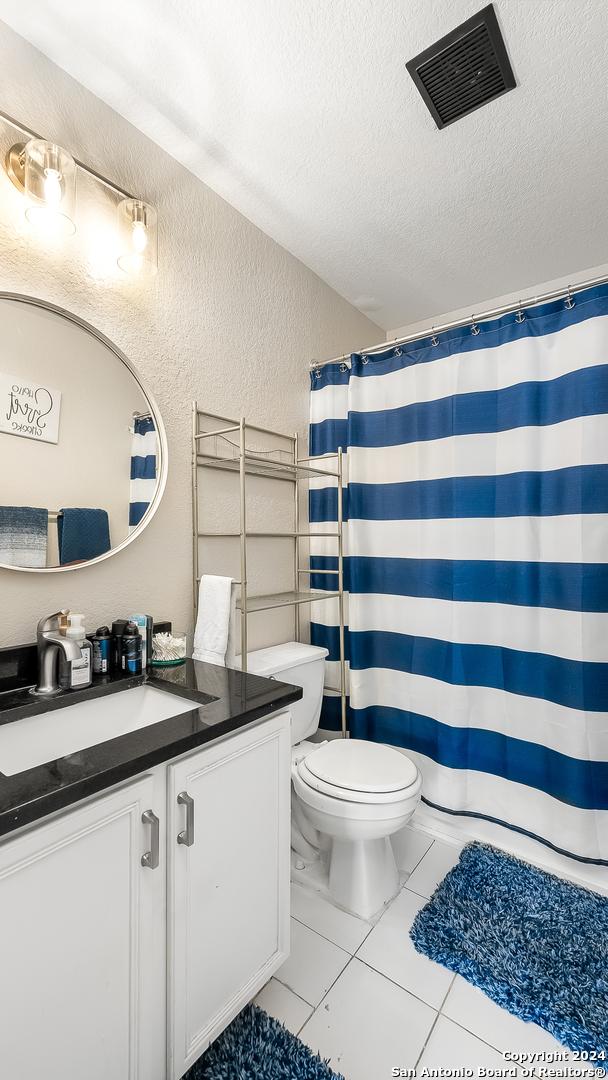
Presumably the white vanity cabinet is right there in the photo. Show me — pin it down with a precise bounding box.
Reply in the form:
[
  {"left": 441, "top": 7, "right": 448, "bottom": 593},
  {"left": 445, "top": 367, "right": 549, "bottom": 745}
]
[
  {"left": 0, "top": 709, "right": 290, "bottom": 1080},
  {"left": 167, "top": 712, "right": 291, "bottom": 1078},
  {"left": 0, "top": 772, "right": 167, "bottom": 1080}
]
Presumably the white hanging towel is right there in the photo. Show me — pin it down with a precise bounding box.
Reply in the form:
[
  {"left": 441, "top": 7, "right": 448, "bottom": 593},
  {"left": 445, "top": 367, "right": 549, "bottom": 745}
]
[{"left": 193, "top": 575, "right": 238, "bottom": 667}]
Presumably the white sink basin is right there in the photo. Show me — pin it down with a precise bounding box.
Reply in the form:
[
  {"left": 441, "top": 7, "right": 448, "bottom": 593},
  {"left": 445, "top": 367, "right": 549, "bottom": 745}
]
[{"left": 0, "top": 685, "right": 201, "bottom": 776}]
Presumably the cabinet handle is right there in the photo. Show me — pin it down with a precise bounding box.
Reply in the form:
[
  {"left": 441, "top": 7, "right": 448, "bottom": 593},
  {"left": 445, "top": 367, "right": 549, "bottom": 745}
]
[
  {"left": 141, "top": 810, "right": 160, "bottom": 869},
  {"left": 177, "top": 791, "right": 195, "bottom": 847}
]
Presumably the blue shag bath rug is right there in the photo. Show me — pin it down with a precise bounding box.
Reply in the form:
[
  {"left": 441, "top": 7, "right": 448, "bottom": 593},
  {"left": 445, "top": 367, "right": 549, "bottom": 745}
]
[
  {"left": 183, "top": 1003, "right": 344, "bottom": 1080},
  {"left": 410, "top": 842, "right": 608, "bottom": 1058}
]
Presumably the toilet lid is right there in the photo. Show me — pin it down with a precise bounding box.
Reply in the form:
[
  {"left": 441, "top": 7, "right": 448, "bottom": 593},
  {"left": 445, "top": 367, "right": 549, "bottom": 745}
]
[{"left": 303, "top": 739, "right": 418, "bottom": 794}]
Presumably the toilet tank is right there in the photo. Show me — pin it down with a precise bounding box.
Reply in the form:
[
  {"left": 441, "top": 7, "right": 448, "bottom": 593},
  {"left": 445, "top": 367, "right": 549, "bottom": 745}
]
[{"left": 241, "top": 642, "right": 329, "bottom": 744}]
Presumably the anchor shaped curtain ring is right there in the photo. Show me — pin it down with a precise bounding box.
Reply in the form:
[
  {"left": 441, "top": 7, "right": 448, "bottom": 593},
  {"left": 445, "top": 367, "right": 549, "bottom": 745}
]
[
  {"left": 564, "top": 286, "right": 575, "bottom": 310},
  {"left": 339, "top": 361, "right": 349, "bottom": 373},
  {"left": 431, "top": 327, "right": 440, "bottom": 346},
  {"left": 470, "top": 316, "right": 481, "bottom": 336},
  {"left": 515, "top": 302, "right": 526, "bottom": 323},
  {"left": 361, "top": 354, "right": 369, "bottom": 365},
  {"left": 394, "top": 345, "right": 403, "bottom": 357}
]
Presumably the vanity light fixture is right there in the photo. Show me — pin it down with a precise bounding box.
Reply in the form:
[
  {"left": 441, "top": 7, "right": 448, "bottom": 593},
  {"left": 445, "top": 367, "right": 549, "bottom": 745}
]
[
  {"left": 1, "top": 109, "right": 158, "bottom": 276},
  {"left": 6, "top": 137, "right": 76, "bottom": 235},
  {"left": 117, "top": 198, "right": 158, "bottom": 277}
]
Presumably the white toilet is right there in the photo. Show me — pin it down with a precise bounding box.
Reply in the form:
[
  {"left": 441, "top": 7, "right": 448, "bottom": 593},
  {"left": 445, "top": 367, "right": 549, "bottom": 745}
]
[{"left": 244, "top": 641, "right": 422, "bottom": 919}]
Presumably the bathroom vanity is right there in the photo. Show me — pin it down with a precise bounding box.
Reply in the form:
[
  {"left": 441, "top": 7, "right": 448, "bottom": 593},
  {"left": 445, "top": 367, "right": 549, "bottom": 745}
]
[{"left": 0, "top": 654, "right": 301, "bottom": 1080}]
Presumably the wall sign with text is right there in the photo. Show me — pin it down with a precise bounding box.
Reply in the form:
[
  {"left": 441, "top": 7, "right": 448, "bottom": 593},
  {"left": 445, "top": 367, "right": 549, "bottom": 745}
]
[{"left": 0, "top": 373, "right": 62, "bottom": 443}]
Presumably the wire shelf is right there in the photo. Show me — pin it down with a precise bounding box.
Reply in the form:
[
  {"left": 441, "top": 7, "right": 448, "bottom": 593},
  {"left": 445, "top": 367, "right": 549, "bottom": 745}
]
[
  {"left": 197, "top": 451, "right": 338, "bottom": 482},
  {"left": 192, "top": 404, "right": 347, "bottom": 736},
  {"left": 236, "top": 589, "right": 340, "bottom": 613}
]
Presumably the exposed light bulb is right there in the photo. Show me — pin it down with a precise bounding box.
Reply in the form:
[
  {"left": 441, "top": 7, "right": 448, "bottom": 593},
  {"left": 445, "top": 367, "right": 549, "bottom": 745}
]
[
  {"left": 43, "top": 167, "right": 62, "bottom": 208},
  {"left": 131, "top": 219, "right": 148, "bottom": 254},
  {"left": 117, "top": 198, "right": 157, "bottom": 276},
  {"left": 21, "top": 140, "right": 76, "bottom": 235}
]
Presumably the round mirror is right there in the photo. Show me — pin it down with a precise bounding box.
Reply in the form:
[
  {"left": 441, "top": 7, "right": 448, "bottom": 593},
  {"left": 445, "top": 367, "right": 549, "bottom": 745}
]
[{"left": 0, "top": 294, "right": 167, "bottom": 572}]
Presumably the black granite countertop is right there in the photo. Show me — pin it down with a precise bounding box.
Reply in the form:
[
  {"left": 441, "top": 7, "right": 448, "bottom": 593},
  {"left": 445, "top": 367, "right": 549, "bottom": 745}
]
[{"left": 0, "top": 656, "right": 301, "bottom": 838}]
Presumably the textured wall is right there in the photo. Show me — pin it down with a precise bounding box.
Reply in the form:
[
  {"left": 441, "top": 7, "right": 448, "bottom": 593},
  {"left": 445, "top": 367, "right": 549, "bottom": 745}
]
[{"left": 0, "top": 22, "right": 380, "bottom": 648}]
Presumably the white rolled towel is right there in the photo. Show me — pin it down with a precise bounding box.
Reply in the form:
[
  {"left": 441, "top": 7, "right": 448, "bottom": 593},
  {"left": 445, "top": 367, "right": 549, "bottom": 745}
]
[{"left": 193, "top": 575, "right": 238, "bottom": 667}]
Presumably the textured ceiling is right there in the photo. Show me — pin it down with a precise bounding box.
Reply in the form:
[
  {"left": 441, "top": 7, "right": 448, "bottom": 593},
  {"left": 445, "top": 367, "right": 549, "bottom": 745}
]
[{"left": 0, "top": 0, "right": 606, "bottom": 329}]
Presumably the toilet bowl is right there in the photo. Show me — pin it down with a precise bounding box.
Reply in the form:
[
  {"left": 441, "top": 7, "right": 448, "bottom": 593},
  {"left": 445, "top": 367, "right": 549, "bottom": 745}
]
[
  {"left": 293, "top": 739, "right": 421, "bottom": 917},
  {"left": 243, "top": 641, "right": 422, "bottom": 919}
]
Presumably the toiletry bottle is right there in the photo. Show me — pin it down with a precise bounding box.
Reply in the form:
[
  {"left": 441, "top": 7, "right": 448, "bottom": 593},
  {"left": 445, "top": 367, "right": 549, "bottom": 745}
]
[
  {"left": 112, "top": 619, "right": 128, "bottom": 672},
  {"left": 128, "top": 613, "right": 153, "bottom": 669},
  {"left": 92, "top": 626, "right": 112, "bottom": 676},
  {"left": 122, "top": 622, "right": 143, "bottom": 676},
  {"left": 59, "top": 614, "right": 93, "bottom": 690}
]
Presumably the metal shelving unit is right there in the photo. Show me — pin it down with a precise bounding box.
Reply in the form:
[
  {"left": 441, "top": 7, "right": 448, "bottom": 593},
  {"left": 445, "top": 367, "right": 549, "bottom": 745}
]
[{"left": 192, "top": 404, "right": 347, "bottom": 737}]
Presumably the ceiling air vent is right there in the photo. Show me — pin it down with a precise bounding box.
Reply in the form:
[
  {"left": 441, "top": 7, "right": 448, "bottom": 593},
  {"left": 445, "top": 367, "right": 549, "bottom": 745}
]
[{"left": 406, "top": 4, "right": 516, "bottom": 129}]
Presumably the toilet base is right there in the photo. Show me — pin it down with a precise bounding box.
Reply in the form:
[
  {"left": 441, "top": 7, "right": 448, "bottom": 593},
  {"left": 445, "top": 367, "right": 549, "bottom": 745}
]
[
  {"left": 328, "top": 835, "right": 400, "bottom": 919},
  {"left": 291, "top": 749, "right": 422, "bottom": 920}
]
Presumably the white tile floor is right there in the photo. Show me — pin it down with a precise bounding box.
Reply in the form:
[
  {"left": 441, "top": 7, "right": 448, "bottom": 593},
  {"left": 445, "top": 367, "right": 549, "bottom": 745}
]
[{"left": 254, "top": 826, "right": 596, "bottom": 1080}]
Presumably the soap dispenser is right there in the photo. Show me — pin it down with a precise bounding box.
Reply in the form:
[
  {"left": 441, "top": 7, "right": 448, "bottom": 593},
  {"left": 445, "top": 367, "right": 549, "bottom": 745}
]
[{"left": 58, "top": 613, "right": 93, "bottom": 690}]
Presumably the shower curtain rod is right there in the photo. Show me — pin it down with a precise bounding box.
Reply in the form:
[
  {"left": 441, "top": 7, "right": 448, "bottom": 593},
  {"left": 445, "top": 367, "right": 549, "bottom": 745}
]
[{"left": 311, "top": 271, "right": 608, "bottom": 370}]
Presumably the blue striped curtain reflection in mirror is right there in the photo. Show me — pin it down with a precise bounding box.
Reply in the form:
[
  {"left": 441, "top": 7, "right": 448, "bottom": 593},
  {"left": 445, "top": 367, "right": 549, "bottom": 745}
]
[
  {"left": 308, "top": 282, "right": 608, "bottom": 866},
  {"left": 129, "top": 414, "right": 157, "bottom": 529}
]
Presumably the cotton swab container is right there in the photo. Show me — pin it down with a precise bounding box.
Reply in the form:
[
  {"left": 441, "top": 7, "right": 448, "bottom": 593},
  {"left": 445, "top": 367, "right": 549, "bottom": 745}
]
[{"left": 151, "top": 631, "right": 187, "bottom": 666}]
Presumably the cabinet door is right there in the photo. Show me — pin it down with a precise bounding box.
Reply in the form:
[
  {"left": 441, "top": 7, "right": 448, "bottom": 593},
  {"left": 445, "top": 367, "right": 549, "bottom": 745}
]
[
  {"left": 167, "top": 712, "right": 291, "bottom": 1079},
  {"left": 0, "top": 774, "right": 166, "bottom": 1080}
]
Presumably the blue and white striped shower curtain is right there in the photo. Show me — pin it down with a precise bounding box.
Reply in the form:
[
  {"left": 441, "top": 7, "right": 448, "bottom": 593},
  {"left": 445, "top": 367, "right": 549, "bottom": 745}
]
[
  {"left": 309, "top": 283, "right": 608, "bottom": 866},
  {"left": 129, "top": 415, "right": 157, "bottom": 529}
]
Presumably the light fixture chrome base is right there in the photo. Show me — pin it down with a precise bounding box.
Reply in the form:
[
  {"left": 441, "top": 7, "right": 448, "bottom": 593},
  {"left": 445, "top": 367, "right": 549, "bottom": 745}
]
[{"left": 5, "top": 142, "right": 26, "bottom": 193}]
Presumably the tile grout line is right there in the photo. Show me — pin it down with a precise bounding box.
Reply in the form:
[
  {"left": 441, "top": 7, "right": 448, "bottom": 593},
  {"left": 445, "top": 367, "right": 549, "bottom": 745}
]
[
  {"left": 435, "top": 985, "right": 586, "bottom": 1069},
  {"left": 290, "top": 911, "right": 373, "bottom": 956},
  {"left": 401, "top": 838, "right": 436, "bottom": 885},
  {"left": 272, "top": 973, "right": 316, "bottom": 1011},
  {"left": 288, "top": 915, "right": 454, "bottom": 1023},
  {"left": 293, "top": 953, "right": 446, "bottom": 1072},
  {"left": 435, "top": 1009, "right": 522, "bottom": 1061},
  {"left": 412, "top": 970, "right": 458, "bottom": 1071},
  {"left": 296, "top": 954, "right": 356, "bottom": 1038},
  {"left": 354, "top": 954, "right": 448, "bottom": 1014},
  {"left": 394, "top": 854, "right": 458, "bottom": 1071},
  {"left": 414, "top": 1010, "right": 442, "bottom": 1069},
  {"left": 267, "top": 974, "right": 316, "bottom": 1014},
  {"left": 436, "top": 995, "right": 547, "bottom": 1063},
  {"left": 437, "top": 973, "right": 456, "bottom": 1013},
  {"left": 404, "top": 884, "right": 436, "bottom": 902},
  {"left": 405, "top": 838, "right": 465, "bottom": 900}
]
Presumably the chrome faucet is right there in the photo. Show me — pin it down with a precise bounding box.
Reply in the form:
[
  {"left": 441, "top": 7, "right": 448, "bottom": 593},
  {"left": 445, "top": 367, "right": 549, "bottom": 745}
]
[{"left": 34, "top": 610, "right": 82, "bottom": 696}]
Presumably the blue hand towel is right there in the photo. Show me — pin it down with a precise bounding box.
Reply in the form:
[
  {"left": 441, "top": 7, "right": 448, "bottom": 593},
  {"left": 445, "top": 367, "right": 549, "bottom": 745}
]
[
  {"left": 0, "top": 506, "right": 48, "bottom": 567},
  {"left": 58, "top": 508, "right": 111, "bottom": 565}
]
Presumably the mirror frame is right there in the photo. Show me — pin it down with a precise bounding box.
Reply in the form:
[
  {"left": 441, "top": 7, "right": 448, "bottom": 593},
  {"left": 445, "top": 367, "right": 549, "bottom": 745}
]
[{"left": 0, "top": 292, "right": 168, "bottom": 573}]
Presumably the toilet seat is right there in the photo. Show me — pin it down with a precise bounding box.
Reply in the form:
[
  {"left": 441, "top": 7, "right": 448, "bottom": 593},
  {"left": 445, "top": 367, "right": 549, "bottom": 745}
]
[
  {"left": 296, "top": 739, "right": 419, "bottom": 805},
  {"left": 293, "top": 764, "right": 422, "bottom": 822}
]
